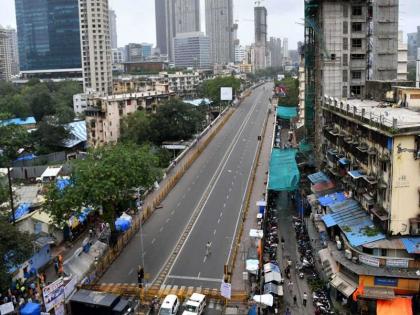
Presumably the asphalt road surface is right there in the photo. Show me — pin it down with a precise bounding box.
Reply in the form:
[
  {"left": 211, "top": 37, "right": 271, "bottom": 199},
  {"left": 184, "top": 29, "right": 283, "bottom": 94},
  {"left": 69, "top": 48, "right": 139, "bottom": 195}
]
[{"left": 101, "top": 84, "right": 272, "bottom": 290}]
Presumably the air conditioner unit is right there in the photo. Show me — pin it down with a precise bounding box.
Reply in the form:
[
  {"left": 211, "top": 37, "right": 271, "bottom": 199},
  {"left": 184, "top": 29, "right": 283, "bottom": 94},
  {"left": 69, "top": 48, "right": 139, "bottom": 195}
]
[
  {"left": 345, "top": 249, "right": 352, "bottom": 260},
  {"left": 336, "top": 240, "right": 342, "bottom": 250}
]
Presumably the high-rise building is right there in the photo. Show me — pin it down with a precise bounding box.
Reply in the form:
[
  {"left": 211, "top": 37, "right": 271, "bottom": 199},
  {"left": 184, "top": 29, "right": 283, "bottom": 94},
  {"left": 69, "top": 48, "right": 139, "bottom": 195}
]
[
  {"left": 253, "top": 6, "right": 267, "bottom": 71},
  {"left": 0, "top": 27, "right": 12, "bottom": 81},
  {"left": 173, "top": 32, "right": 210, "bottom": 69},
  {"left": 4, "top": 27, "right": 19, "bottom": 76},
  {"left": 155, "top": 0, "right": 201, "bottom": 61},
  {"left": 141, "top": 43, "right": 153, "bottom": 59},
  {"left": 109, "top": 9, "right": 118, "bottom": 49},
  {"left": 79, "top": 0, "right": 113, "bottom": 95},
  {"left": 268, "top": 37, "right": 282, "bottom": 67},
  {"left": 125, "top": 43, "right": 144, "bottom": 63},
  {"left": 282, "top": 38, "right": 289, "bottom": 59},
  {"left": 205, "top": 0, "right": 234, "bottom": 64},
  {"left": 235, "top": 45, "right": 245, "bottom": 64},
  {"left": 15, "top": 0, "right": 81, "bottom": 76},
  {"left": 407, "top": 32, "right": 417, "bottom": 62},
  {"left": 304, "top": 0, "right": 399, "bottom": 166},
  {"left": 397, "top": 31, "right": 408, "bottom": 81}
]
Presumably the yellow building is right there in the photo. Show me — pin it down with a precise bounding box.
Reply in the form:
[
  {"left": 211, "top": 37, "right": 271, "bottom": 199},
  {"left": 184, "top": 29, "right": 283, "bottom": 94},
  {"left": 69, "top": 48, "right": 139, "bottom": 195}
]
[{"left": 395, "top": 86, "right": 420, "bottom": 109}]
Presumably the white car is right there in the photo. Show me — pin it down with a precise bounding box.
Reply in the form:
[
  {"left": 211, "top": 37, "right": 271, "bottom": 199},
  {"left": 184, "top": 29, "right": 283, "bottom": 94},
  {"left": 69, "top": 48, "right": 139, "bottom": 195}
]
[
  {"left": 159, "top": 294, "right": 180, "bottom": 315},
  {"left": 182, "top": 293, "right": 206, "bottom": 315}
]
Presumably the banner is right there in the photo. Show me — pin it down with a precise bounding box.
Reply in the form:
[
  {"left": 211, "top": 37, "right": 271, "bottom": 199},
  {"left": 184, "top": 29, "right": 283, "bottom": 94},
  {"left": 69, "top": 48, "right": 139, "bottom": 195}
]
[
  {"left": 42, "top": 278, "right": 65, "bottom": 312},
  {"left": 220, "top": 282, "right": 232, "bottom": 300}
]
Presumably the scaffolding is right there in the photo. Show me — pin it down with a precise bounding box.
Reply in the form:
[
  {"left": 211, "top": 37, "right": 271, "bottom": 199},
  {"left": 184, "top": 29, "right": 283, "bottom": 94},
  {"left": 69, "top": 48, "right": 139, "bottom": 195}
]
[{"left": 304, "top": 0, "right": 318, "bottom": 141}]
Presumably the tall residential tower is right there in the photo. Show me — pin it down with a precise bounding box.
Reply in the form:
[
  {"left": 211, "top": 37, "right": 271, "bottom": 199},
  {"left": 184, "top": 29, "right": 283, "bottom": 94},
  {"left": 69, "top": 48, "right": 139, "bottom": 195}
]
[
  {"left": 205, "top": 0, "right": 234, "bottom": 64},
  {"left": 78, "top": 0, "right": 113, "bottom": 95},
  {"left": 253, "top": 5, "right": 267, "bottom": 71},
  {"left": 109, "top": 9, "right": 118, "bottom": 49}
]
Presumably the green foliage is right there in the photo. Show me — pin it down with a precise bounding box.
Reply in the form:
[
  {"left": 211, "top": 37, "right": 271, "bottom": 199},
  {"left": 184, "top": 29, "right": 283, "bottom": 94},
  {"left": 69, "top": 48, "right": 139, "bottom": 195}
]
[
  {"left": 251, "top": 67, "right": 284, "bottom": 80},
  {"left": 0, "top": 80, "right": 81, "bottom": 124},
  {"left": 0, "top": 124, "right": 30, "bottom": 166},
  {"left": 120, "top": 99, "right": 205, "bottom": 146},
  {"left": 275, "top": 77, "right": 299, "bottom": 106},
  {"left": 30, "top": 119, "right": 70, "bottom": 154},
  {"left": 201, "top": 76, "right": 241, "bottom": 105},
  {"left": 0, "top": 214, "right": 33, "bottom": 292},
  {"left": 45, "top": 144, "right": 162, "bottom": 227}
]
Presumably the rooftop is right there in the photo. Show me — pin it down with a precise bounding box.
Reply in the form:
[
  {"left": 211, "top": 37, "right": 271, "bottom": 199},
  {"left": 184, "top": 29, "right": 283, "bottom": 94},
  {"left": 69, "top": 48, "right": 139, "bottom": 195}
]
[
  {"left": 0, "top": 116, "right": 36, "bottom": 126},
  {"left": 98, "top": 90, "right": 175, "bottom": 102},
  {"left": 323, "top": 96, "right": 420, "bottom": 133}
]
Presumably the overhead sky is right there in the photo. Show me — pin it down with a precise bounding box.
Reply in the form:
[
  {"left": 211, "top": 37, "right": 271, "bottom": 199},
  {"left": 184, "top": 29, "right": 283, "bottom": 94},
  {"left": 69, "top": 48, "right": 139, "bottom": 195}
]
[{"left": 1, "top": 0, "right": 419, "bottom": 50}]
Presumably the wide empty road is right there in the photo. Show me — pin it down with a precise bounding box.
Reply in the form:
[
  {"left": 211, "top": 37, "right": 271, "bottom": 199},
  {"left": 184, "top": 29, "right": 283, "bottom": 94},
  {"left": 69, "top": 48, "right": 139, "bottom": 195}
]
[{"left": 101, "top": 84, "right": 271, "bottom": 289}]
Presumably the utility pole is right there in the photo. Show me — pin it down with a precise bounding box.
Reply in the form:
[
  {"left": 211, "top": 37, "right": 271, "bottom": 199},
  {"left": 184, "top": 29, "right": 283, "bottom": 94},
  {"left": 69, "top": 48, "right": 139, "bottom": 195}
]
[{"left": 7, "top": 166, "right": 15, "bottom": 224}]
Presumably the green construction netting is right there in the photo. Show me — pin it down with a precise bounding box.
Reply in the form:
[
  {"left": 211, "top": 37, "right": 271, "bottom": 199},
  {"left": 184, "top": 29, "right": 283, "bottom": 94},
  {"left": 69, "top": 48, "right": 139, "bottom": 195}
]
[
  {"left": 268, "top": 148, "right": 300, "bottom": 191},
  {"left": 276, "top": 106, "right": 298, "bottom": 120},
  {"left": 298, "top": 140, "right": 313, "bottom": 153}
]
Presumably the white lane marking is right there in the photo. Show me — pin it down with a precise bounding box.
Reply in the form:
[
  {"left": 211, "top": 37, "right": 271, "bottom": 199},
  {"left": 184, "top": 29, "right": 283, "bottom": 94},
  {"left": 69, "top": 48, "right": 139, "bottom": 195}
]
[
  {"left": 227, "top": 170, "right": 232, "bottom": 173},
  {"left": 223, "top": 203, "right": 226, "bottom": 208},
  {"left": 229, "top": 187, "right": 232, "bottom": 192},
  {"left": 166, "top": 218, "right": 170, "bottom": 223},
  {"left": 226, "top": 195, "right": 230, "bottom": 199},
  {"left": 213, "top": 229, "right": 217, "bottom": 235},
  {"left": 198, "top": 272, "right": 201, "bottom": 278},
  {"left": 203, "top": 256, "right": 207, "bottom": 263},
  {"left": 171, "top": 210, "right": 175, "bottom": 215},
  {"left": 160, "top": 97, "right": 261, "bottom": 285},
  {"left": 152, "top": 238, "right": 156, "bottom": 244},
  {"left": 217, "top": 218, "right": 221, "bottom": 224},
  {"left": 167, "top": 275, "right": 223, "bottom": 283},
  {"left": 220, "top": 212, "right": 223, "bottom": 217},
  {"left": 176, "top": 202, "right": 181, "bottom": 207},
  {"left": 128, "top": 268, "right": 134, "bottom": 275},
  {"left": 159, "top": 227, "right": 163, "bottom": 232}
]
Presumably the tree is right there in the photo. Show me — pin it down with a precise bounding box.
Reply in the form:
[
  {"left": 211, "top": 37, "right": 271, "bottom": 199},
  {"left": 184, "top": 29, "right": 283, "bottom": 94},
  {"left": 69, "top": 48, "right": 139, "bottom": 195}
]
[
  {"left": 120, "top": 110, "right": 152, "bottom": 145},
  {"left": 0, "top": 214, "right": 33, "bottom": 292},
  {"left": 150, "top": 99, "right": 205, "bottom": 144},
  {"left": 45, "top": 144, "right": 162, "bottom": 227},
  {"left": 201, "top": 76, "right": 241, "bottom": 106},
  {"left": 31, "top": 119, "right": 70, "bottom": 154},
  {"left": 275, "top": 77, "right": 299, "bottom": 106}
]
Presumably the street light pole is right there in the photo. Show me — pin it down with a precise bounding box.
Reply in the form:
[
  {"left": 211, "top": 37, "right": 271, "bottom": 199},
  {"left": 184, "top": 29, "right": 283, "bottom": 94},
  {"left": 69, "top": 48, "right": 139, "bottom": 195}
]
[
  {"left": 7, "top": 166, "right": 15, "bottom": 224},
  {"left": 137, "top": 188, "right": 145, "bottom": 278}
]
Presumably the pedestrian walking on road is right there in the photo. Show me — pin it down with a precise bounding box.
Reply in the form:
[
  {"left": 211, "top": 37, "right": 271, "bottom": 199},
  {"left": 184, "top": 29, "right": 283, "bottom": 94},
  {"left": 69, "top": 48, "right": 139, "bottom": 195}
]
[
  {"left": 137, "top": 265, "right": 144, "bottom": 288},
  {"left": 205, "top": 241, "right": 212, "bottom": 257},
  {"left": 281, "top": 237, "right": 285, "bottom": 250},
  {"left": 287, "top": 280, "right": 293, "bottom": 293},
  {"left": 285, "top": 307, "right": 291, "bottom": 315},
  {"left": 303, "top": 292, "right": 308, "bottom": 307},
  {"left": 293, "top": 295, "right": 297, "bottom": 306}
]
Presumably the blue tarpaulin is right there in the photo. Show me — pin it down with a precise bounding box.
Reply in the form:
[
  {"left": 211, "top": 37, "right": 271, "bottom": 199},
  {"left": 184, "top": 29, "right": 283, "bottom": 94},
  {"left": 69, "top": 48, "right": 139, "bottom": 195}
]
[
  {"left": 15, "top": 154, "right": 37, "bottom": 161},
  {"left": 401, "top": 237, "right": 420, "bottom": 254},
  {"left": 339, "top": 158, "right": 350, "bottom": 165},
  {"left": 13, "top": 203, "right": 30, "bottom": 221},
  {"left": 78, "top": 207, "right": 92, "bottom": 223},
  {"left": 308, "top": 171, "right": 329, "bottom": 184},
  {"left": 348, "top": 170, "right": 364, "bottom": 179},
  {"left": 328, "top": 199, "right": 360, "bottom": 213},
  {"left": 20, "top": 302, "right": 41, "bottom": 315},
  {"left": 115, "top": 214, "right": 132, "bottom": 232},
  {"left": 56, "top": 178, "right": 71, "bottom": 191},
  {"left": 318, "top": 192, "right": 347, "bottom": 207},
  {"left": 248, "top": 305, "right": 257, "bottom": 315},
  {"left": 276, "top": 106, "right": 298, "bottom": 120},
  {"left": 322, "top": 200, "right": 385, "bottom": 247},
  {"left": 268, "top": 148, "right": 300, "bottom": 192}
]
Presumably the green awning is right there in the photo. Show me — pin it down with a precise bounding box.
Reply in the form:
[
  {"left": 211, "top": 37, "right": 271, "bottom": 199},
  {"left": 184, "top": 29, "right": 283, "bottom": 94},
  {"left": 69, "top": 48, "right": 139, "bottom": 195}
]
[
  {"left": 298, "top": 140, "right": 312, "bottom": 153},
  {"left": 276, "top": 106, "right": 298, "bottom": 120},
  {"left": 268, "top": 148, "right": 300, "bottom": 191}
]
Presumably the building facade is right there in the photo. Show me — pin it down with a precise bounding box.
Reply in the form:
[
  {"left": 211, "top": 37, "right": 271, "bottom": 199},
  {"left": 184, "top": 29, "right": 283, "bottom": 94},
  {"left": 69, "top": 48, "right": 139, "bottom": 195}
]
[
  {"left": 125, "top": 43, "right": 144, "bottom": 63},
  {"left": 141, "top": 43, "right": 153, "bottom": 59},
  {"left": 397, "top": 31, "right": 408, "bottom": 81},
  {"left": 15, "top": 0, "right": 81, "bottom": 75},
  {"left": 79, "top": 0, "right": 113, "bottom": 95},
  {"left": 85, "top": 89, "right": 174, "bottom": 146},
  {"left": 109, "top": 9, "right": 118, "bottom": 49},
  {"left": 0, "top": 27, "right": 12, "bottom": 81},
  {"left": 407, "top": 31, "right": 417, "bottom": 63},
  {"left": 173, "top": 32, "right": 210, "bottom": 69},
  {"left": 268, "top": 37, "right": 282, "bottom": 68},
  {"left": 4, "top": 27, "right": 19, "bottom": 76},
  {"left": 253, "top": 6, "right": 267, "bottom": 71},
  {"left": 155, "top": 0, "right": 201, "bottom": 61},
  {"left": 205, "top": 0, "right": 234, "bottom": 65}
]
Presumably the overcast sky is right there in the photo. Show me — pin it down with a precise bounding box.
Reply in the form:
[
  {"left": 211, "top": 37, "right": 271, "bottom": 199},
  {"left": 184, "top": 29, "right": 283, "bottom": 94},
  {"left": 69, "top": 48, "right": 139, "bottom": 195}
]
[{"left": 1, "top": 0, "right": 419, "bottom": 50}]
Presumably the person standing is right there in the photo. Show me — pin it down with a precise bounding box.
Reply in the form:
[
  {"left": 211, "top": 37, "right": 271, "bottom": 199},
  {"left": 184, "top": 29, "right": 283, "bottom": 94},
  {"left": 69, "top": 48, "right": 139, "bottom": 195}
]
[
  {"left": 303, "top": 292, "right": 308, "bottom": 307},
  {"left": 293, "top": 295, "right": 297, "bottom": 306},
  {"left": 137, "top": 265, "right": 144, "bottom": 288},
  {"left": 285, "top": 307, "right": 291, "bottom": 315},
  {"left": 287, "top": 280, "right": 293, "bottom": 294}
]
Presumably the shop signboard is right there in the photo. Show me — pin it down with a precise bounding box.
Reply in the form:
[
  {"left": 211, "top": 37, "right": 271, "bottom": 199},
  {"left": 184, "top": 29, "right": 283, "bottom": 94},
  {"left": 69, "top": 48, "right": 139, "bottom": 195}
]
[
  {"left": 359, "top": 254, "right": 380, "bottom": 267},
  {"left": 42, "top": 278, "right": 64, "bottom": 312},
  {"left": 386, "top": 258, "right": 409, "bottom": 268},
  {"left": 374, "top": 277, "right": 398, "bottom": 287}
]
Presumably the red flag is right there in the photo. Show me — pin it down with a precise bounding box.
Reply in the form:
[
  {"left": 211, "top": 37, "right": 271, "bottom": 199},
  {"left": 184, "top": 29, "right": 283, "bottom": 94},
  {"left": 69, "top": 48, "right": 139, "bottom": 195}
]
[{"left": 352, "top": 280, "right": 365, "bottom": 302}]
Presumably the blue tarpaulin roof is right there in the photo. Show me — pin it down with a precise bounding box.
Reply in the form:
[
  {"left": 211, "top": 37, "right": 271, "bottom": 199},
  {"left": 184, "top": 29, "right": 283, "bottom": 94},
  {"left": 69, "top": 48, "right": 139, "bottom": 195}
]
[
  {"left": 13, "top": 203, "right": 31, "bottom": 221},
  {"left": 322, "top": 200, "right": 385, "bottom": 247},
  {"left": 268, "top": 148, "right": 300, "bottom": 192},
  {"left": 20, "top": 302, "right": 41, "bottom": 315},
  {"left": 248, "top": 305, "right": 257, "bottom": 315},
  {"left": 62, "top": 120, "right": 87, "bottom": 148},
  {"left": 339, "top": 158, "right": 350, "bottom": 165},
  {"left": 348, "top": 170, "right": 364, "bottom": 179},
  {"left": 56, "top": 178, "right": 71, "bottom": 191},
  {"left": 401, "top": 237, "right": 420, "bottom": 254},
  {"left": 0, "top": 117, "right": 36, "bottom": 127},
  {"left": 308, "top": 171, "right": 330, "bottom": 184},
  {"left": 15, "top": 154, "right": 37, "bottom": 161},
  {"left": 328, "top": 199, "right": 360, "bottom": 213},
  {"left": 276, "top": 106, "right": 298, "bottom": 120},
  {"left": 318, "top": 192, "right": 347, "bottom": 207}
]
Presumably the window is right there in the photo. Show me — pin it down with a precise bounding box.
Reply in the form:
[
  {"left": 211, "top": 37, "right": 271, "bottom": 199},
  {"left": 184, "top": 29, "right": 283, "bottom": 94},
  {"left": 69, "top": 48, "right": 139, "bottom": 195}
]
[
  {"left": 352, "top": 38, "right": 362, "bottom": 48},
  {"left": 352, "top": 71, "right": 362, "bottom": 79},
  {"left": 351, "top": 54, "right": 365, "bottom": 60},
  {"left": 343, "top": 70, "right": 348, "bottom": 82},
  {"left": 342, "top": 86, "right": 348, "bottom": 98},
  {"left": 352, "top": 6, "right": 362, "bottom": 16},
  {"left": 343, "top": 38, "right": 348, "bottom": 50},
  {"left": 351, "top": 85, "right": 361, "bottom": 96},
  {"left": 343, "top": 4, "right": 348, "bottom": 17},
  {"left": 381, "top": 161, "right": 388, "bottom": 172},
  {"left": 352, "top": 22, "right": 363, "bottom": 32},
  {"left": 343, "top": 21, "right": 348, "bottom": 34},
  {"left": 343, "top": 54, "right": 348, "bottom": 66}
]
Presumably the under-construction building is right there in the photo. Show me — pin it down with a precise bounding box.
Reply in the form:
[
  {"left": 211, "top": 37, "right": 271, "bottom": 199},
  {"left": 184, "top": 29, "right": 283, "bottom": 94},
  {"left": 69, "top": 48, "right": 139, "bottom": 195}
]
[{"left": 304, "top": 0, "right": 399, "bottom": 165}]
